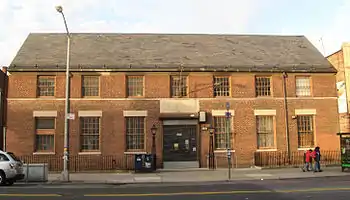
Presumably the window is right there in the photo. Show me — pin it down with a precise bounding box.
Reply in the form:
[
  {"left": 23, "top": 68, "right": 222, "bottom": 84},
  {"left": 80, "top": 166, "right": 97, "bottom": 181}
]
[
  {"left": 0, "top": 154, "right": 9, "bottom": 162},
  {"left": 214, "top": 76, "right": 230, "bottom": 97},
  {"left": 297, "top": 115, "right": 314, "bottom": 148},
  {"left": 127, "top": 76, "right": 144, "bottom": 97},
  {"left": 35, "top": 118, "right": 55, "bottom": 152},
  {"left": 37, "top": 76, "right": 55, "bottom": 97},
  {"left": 82, "top": 76, "right": 100, "bottom": 97},
  {"left": 255, "top": 76, "right": 271, "bottom": 97},
  {"left": 80, "top": 117, "right": 100, "bottom": 151},
  {"left": 213, "top": 116, "right": 233, "bottom": 149},
  {"left": 256, "top": 116, "right": 275, "bottom": 148},
  {"left": 296, "top": 76, "right": 311, "bottom": 97},
  {"left": 125, "top": 117, "right": 145, "bottom": 150},
  {"left": 171, "top": 75, "right": 187, "bottom": 97}
]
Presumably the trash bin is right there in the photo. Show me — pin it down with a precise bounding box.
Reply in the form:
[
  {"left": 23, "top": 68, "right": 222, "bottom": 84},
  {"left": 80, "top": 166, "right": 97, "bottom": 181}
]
[
  {"left": 134, "top": 154, "right": 143, "bottom": 172},
  {"left": 134, "top": 154, "right": 155, "bottom": 173}
]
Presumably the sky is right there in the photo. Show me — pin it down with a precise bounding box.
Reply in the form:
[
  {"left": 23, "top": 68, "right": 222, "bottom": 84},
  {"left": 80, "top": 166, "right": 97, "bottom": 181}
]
[{"left": 0, "top": 0, "right": 349, "bottom": 66}]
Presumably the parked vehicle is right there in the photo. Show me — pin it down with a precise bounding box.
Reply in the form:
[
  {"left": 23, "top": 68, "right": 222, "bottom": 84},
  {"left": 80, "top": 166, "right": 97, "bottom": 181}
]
[{"left": 0, "top": 150, "right": 24, "bottom": 186}]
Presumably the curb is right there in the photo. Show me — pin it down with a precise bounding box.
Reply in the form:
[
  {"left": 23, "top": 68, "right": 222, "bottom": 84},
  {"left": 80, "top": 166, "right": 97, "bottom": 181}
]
[{"left": 30, "top": 173, "right": 350, "bottom": 186}]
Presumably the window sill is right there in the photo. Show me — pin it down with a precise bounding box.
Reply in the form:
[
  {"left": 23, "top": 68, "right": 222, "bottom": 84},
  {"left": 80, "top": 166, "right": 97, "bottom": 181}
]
[
  {"left": 214, "top": 96, "right": 231, "bottom": 98},
  {"left": 127, "top": 96, "right": 145, "bottom": 98},
  {"left": 295, "top": 95, "right": 312, "bottom": 98},
  {"left": 256, "top": 96, "right": 273, "bottom": 98},
  {"left": 78, "top": 152, "right": 101, "bottom": 155},
  {"left": 256, "top": 149, "right": 277, "bottom": 152},
  {"left": 33, "top": 152, "right": 55, "bottom": 155},
  {"left": 124, "top": 151, "right": 147, "bottom": 155},
  {"left": 81, "top": 96, "right": 100, "bottom": 98},
  {"left": 298, "top": 148, "right": 314, "bottom": 151},
  {"left": 171, "top": 96, "right": 189, "bottom": 98},
  {"left": 214, "top": 149, "right": 235, "bottom": 153},
  {"left": 37, "top": 96, "right": 56, "bottom": 98}
]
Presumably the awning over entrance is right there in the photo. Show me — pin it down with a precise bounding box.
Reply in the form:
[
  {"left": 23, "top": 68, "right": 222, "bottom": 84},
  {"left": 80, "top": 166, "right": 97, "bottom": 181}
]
[{"left": 159, "top": 113, "right": 199, "bottom": 120}]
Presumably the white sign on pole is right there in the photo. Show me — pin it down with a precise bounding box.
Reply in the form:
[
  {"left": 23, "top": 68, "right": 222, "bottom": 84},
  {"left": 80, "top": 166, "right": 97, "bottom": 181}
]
[{"left": 67, "top": 113, "right": 75, "bottom": 120}]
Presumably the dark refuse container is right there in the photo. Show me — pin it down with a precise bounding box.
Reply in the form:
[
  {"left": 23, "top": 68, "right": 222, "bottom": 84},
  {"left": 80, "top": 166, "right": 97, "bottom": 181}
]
[{"left": 134, "top": 154, "right": 155, "bottom": 173}]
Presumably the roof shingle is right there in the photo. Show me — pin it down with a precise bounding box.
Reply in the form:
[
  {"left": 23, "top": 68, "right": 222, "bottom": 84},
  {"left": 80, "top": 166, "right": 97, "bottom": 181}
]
[{"left": 8, "top": 33, "right": 336, "bottom": 73}]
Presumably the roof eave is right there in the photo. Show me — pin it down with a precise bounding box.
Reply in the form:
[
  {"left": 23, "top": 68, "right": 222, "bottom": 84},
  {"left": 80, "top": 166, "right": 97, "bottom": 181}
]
[{"left": 7, "top": 66, "right": 337, "bottom": 74}]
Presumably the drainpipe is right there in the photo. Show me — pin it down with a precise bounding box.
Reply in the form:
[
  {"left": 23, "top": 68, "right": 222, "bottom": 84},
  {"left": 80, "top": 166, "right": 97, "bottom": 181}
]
[
  {"left": 1, "top": 67, "right": 7, "bottom": 151},
  {"left": 282, "top": 72, "right": 291, "bottom": 164}
]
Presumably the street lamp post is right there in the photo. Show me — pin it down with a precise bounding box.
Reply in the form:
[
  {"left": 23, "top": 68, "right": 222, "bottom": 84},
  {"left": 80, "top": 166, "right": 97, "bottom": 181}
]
[
  {"left": 55, "top": 5, "right": 71, "bottom": 182},
  {"left": 151, "top": 124, "right": 157, "bottom": 171},
  {"left": 208, "top": 125, "right": 215, "bottom": 170},
  {"left": 225, "top": 102, "right": 232, "bottom": 180}
]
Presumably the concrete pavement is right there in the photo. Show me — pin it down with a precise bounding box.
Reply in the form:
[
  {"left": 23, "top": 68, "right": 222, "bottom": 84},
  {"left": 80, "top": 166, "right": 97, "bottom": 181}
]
[
  {"left": 45, "top": 166, "right": 350, "bottom": 184},
  {"left": 2, "top": 176, "right": 350, "bottom": 199}
]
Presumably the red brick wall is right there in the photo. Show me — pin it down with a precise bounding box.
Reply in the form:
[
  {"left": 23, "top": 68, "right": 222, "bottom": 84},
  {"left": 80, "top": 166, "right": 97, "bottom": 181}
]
[
  {"left": 6, "top": 71, "right": 339, "bottom": 168},
  {"left": 327, "top": 51, "right": 344, "bottom": 83}
]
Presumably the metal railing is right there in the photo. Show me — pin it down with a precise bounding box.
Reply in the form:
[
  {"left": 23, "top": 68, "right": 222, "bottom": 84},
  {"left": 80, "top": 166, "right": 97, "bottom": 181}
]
[
  {"left": 254, "top": 150, "right": 341, "bottom": 168},
  {"left": 18, "top": 154, "right": 135, "bottom": 172}
]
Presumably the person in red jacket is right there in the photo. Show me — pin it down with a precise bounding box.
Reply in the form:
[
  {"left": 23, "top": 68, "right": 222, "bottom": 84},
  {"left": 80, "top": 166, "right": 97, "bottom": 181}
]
[{"left": 302, "top": 149, "right": 313, "bottom": 172}]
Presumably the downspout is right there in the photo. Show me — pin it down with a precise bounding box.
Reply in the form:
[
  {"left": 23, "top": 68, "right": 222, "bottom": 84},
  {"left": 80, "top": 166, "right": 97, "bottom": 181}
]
[
  {"left": 2, "top": 68, "right": 8, "bottom": 152},
  {"left": 282, "top": 72, "right": 291, "bottom": 164},
  {"left": 0, "top": 88, "right": 3, "bottom": 151}
]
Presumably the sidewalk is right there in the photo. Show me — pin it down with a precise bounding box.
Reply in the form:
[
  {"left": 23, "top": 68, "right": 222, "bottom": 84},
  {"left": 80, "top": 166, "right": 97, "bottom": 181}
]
[{"left": 47, "top": 166, "right": 350, "bottom": 184}]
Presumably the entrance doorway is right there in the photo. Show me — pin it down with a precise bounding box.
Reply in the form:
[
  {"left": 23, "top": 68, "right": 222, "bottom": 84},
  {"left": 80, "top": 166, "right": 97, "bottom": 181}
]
[{"left": 163, "top": 125, "right": 198, "bottom": 162}]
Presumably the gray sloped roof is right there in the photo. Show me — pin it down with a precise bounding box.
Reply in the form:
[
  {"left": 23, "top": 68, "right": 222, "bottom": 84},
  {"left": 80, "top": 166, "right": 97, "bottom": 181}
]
[{"left": 8, "top": 33, "right": 336, "bottom": 73}]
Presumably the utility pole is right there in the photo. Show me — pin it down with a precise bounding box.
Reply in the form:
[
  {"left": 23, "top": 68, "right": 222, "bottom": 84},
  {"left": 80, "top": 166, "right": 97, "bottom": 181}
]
[
  {"left": 225, "top": 102, "right": 232, "bottom": 180},
  {"left": 55, "top": 5, "right": 71, "bottom": 182}
]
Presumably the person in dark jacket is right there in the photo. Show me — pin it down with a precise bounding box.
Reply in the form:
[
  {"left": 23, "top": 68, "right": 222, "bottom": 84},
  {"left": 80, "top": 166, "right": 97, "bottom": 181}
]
[{"left": 313, "top": 146, "right": 322, "bottom": 172}]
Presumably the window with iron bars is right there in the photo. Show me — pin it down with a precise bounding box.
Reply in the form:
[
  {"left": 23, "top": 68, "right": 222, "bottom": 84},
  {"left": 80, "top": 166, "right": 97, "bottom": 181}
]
[
  {"left": 297, "top": 115, "right": 314, "bottom": 148},
  {"left": 255, "top": 76, "right": 271, "bottom": 97},
  {"left": 82, "top": 76, "right": 100, "bottom": 97},
  {"left": 213, "top": 76, "right": 230, "bottom": 97},
  {"left": 296, "top": 76, "right": 311, "bottom": 97},
  {"left": 37, "top": 76, "right": 55, "bottom": 97},
  {"left": 35, "top": 117, "right": 55, "bottom": 152},
  {"left": 127, "top": 76, "right": 144, "bottom": 97},
  {"left": 125, "top": 117, "right": 145, "bottom": 150},
  {"left": 171, "top": 75, "right": 187, "bottom": 97},
  {"left": 213, "top": 116, "right": 233, "bottom": 149},
  {"left": 256, "top": 116, "right": 275, "bottom": 148},
  {"left": 80, "top": 117, "right": 100, "bottom": 151}
]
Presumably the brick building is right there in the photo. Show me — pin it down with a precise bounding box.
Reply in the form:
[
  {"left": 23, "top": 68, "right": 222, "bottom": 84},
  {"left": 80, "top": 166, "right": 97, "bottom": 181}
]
[
  {"left": 6, "top": 33, "right": 339, "bottom": 170},
  {"left": 0, "top": 67, "right": 8, "bottom": 151},
  {"left": 327, "top": 43, "right": 350, "bottom": 133}
]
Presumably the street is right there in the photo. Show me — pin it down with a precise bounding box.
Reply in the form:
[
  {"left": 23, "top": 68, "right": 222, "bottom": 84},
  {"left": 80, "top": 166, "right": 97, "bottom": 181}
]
[{"left": 1, "top": 176, "right": 350, "bottom": 199}]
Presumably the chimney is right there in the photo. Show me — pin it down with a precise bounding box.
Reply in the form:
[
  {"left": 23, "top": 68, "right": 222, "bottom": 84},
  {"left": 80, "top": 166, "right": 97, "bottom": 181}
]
[{"left": 1, "top": 66, "right": 7, "bottom": 74}]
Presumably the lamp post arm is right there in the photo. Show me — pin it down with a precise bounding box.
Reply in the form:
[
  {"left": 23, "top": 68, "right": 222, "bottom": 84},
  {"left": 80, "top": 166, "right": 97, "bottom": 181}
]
[{"left": 60, "top": 12, "right": 70, "bottom": 37}]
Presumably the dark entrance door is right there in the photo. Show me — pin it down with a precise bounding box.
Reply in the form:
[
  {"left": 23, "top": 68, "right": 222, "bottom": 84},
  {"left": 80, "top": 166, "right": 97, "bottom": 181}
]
[{"left": 163, "top": 125, "right": 197, "bottom": 161}]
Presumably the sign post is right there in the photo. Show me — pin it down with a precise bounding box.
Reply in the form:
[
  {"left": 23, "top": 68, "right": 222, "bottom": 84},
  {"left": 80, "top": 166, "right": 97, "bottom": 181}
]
[{"left": 225, "top": 102, "right": 232, "bottom": 180}]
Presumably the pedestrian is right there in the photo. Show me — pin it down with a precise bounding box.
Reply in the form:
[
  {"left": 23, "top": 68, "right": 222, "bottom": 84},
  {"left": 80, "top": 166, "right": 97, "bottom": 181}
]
[
  {"left": 313, "top": 146, "right": 322, "bottom": 172},
  {"left": 309, "top": 149, "right": 313, "bottom": 171},
  {"left": 302, "top": 149, "right": 313, "bottom": 172}
]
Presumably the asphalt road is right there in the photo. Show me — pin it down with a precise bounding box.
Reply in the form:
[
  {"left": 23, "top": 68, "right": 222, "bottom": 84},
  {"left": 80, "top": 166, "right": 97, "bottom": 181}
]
[{"left": 1, "top": 176, "right": 350, "bottom": 199}]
